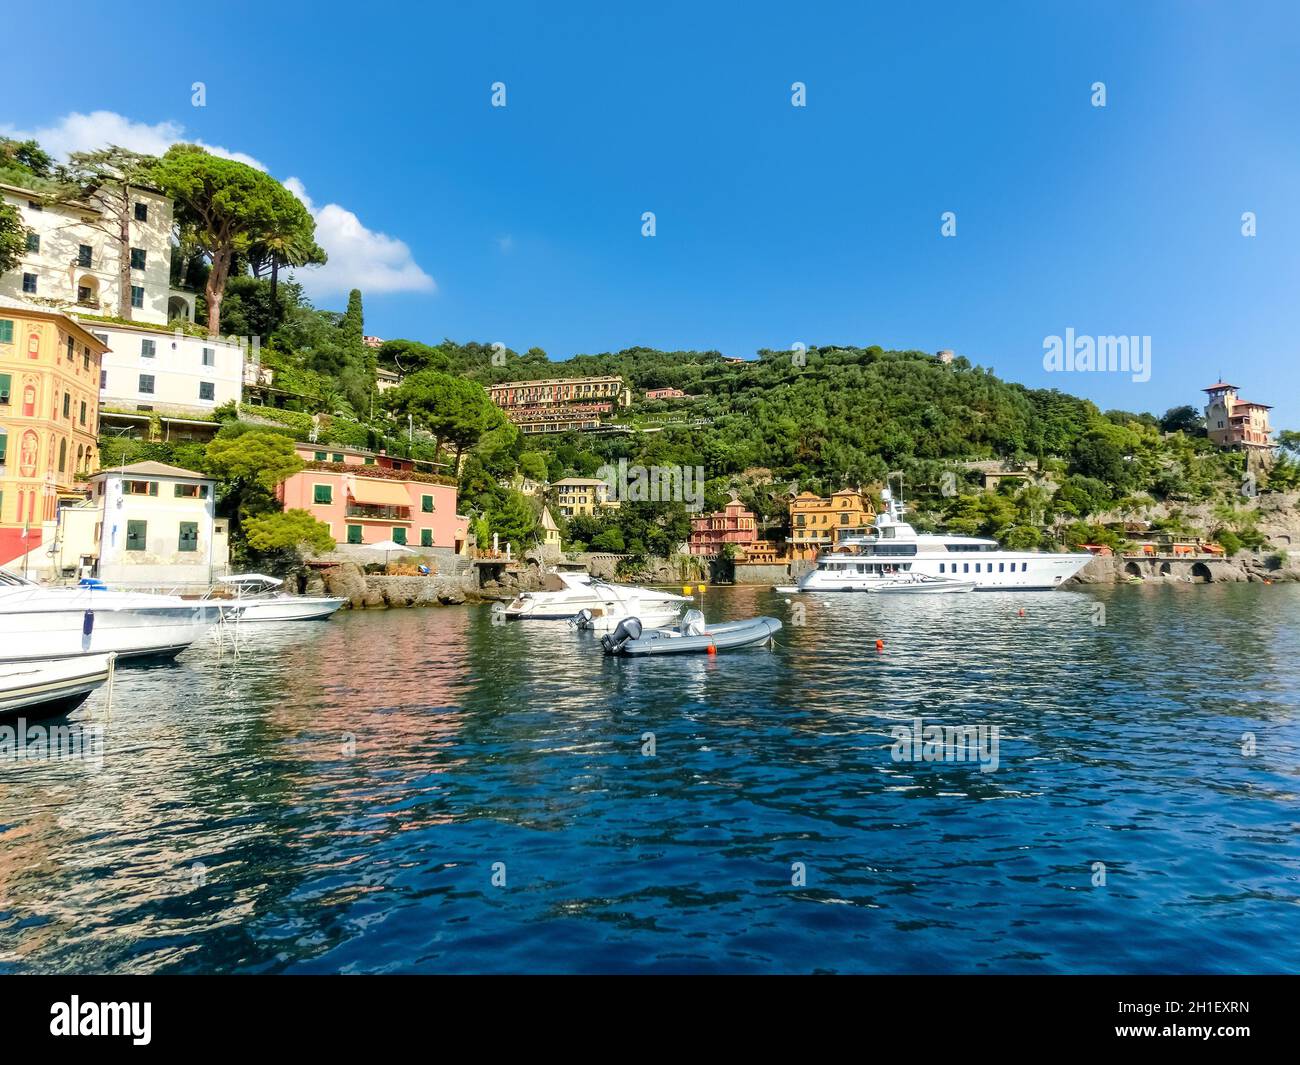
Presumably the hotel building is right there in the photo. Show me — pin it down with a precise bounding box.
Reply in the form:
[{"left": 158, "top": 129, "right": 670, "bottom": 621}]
[
  {"left": 552, "top": 476, "right": 621, "bottom": 518},
  {"left": 688, "top": 495, "right": 778, "bottom": 559},
  {"left": 1203, "top": 382, "right": 1273, "bottom": 451},
  {"left": 488, "top": 376, "right": 631, "bottom": 434},
  {"left": 788, "top": 489, "right": 877, "bottom": 560}
]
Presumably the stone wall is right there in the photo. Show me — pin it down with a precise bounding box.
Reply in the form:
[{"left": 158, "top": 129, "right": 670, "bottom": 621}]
[{"left": 1070, "top": 552, "right": 1300, "bottom": 585}]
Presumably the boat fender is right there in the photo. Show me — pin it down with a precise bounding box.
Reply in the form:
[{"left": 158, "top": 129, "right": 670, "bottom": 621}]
[{"left": 83, "top": 611, "right": 95, "bottom": 635}]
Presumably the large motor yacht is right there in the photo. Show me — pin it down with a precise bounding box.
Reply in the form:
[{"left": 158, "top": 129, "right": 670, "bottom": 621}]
[
  {"left": 789, "top": 488, "right": 1092, "bottom": 592},
  {"left": 0, "top": 569, "right": 221, "bottom": 662}
]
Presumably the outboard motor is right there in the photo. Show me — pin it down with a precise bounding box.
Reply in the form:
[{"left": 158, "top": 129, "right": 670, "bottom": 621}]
[
  {"left": 681, "top": 609, "right": 706, "bottom": 637},
  {"left": 571, "top": 607, "right": 594, "bottom": 630},
  {"left": 600, "top": 616, "right": 643, "bottom": 654}
]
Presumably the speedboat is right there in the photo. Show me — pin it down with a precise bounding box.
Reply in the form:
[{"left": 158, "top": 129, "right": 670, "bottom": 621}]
[
  {"left": 214, "top": 574, "right": 346, "bottom": 623},
  {"left": 784, "top": 487, "right": 1092, "bottom": 592},
  {"left": 503, "top": 571, "right": 690, "bottom": 620},
  {"left": 0, "top": 569, "right": 220, "bottom": 662},
  {"left": 0, "top": 654, "right": 112, "bottom": 719},
  {"left": 570, "top": 603, "right": 683, "bottom": 632},
  {"left": 601, "top": 610, "right": 782, "bottom": 656}
]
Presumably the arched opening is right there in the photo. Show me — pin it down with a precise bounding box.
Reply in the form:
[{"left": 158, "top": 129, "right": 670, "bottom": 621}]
[
  {"left": 167, "top": 295, "right": 192, "bottom": 322},
  {"left": 1191, "top": 562, "right": 1212, "bottom": 583},
  {"left": 1159, "top": 562, "right": 1172, "bottom": 576},
  {"left": 1123, "top": 561, "right": 1143, "bottom": 578},
  {"left": 76, "top": 275, "right": 100, "bottom": 308}
]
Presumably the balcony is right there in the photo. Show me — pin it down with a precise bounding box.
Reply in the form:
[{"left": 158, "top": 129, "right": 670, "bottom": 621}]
[{"left": 345, "top": 504, "right": 411, "bottom": 522}]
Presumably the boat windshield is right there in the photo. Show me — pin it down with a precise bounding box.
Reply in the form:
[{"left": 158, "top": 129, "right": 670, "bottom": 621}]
[{"left": 0, "top": 568, "right": 35, "bottom": 589}]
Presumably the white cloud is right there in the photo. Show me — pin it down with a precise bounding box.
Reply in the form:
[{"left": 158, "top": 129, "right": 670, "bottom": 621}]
[
  {"left": 1, "top": 110, "right": 266, "bottom": 170},
  {"left": 283, "top": 178, "right": 435, "bottom": 297},
  {"left": 2, "top": 111, "right": 435, "bottom": 297}
]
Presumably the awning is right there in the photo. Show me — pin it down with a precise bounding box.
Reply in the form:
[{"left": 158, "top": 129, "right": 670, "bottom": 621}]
[{"left": 348, "top": 478, "right": 411, "bottom": 507}]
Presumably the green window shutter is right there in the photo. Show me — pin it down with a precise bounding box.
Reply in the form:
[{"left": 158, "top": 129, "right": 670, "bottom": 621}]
[
  {"left": 347, "top": 525, "right": 363, "bottom": 544},
  {"left": 148, "top": 481, "right": 158, "bottom": 496},
  {"left": 421, "top": 494, "right": 433, "bottom": 512},
  {"left": 178, "top": 521, "right": 198, "bottom": 552},
  {"left": 315, "top": 451, "right": 327, "bottom": 461},
  {"left": 0, "top": 432, "right": 7, "bottom": 464},
  {"left": 126, "top": 520, "right": 147, "bottom": 551},
  {"left": 313, "top": 484, "right": 333, "bottom": 504},
  {"left": 0, "top": 320, "right": 13, "bottom": 343},
  {"left": 392, "top": 527, "right": 406, "bottom": 545},
  {"left": 331, "top": 453, "right": 344, "bottom": 463},
  {"left": 0, "top": 372, "right": 10, "bottom": 404},
  {"left": 420, "top": 528, "right": 432, "bottom": 547}
]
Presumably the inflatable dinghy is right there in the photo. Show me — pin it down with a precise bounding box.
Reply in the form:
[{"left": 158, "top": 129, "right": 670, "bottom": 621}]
[{"left": 601, "top": 610, "right": 781, "bottom": 656}]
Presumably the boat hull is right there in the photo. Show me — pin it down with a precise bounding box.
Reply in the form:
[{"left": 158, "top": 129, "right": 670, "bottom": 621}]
[
  {"left": 0, "top": 654, "right": 112, "bottom": 719},
  {"left": 0, "top": 604, "right": 219, "bottom": 663},
  {"left": 222, "top": 597, "right": 347, "bottom": 623},
  {"left": 607, "top": 617, "right": 782, "bottom": 656}
]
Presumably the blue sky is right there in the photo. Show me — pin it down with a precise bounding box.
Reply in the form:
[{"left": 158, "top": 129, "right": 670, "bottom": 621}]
[{"left": 6, "top": 1, "right": 1298, "bottom": 429}]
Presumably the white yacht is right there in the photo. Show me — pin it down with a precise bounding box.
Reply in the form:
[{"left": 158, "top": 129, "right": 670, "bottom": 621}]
[
  {"left": 0, "top": 569, "right": 221, "bottom": 662},
  {"left": 786, "top": 489, "right": 1092, "bottom": 593},
  {"left": 1, "top": 653, "right": 113, "bottom": 719},
  {"left": 503, "top": 571, "right": 690, "bottom": 620},
  {"left": 214, "top": 575, "right": 347, "bottom": 623}
]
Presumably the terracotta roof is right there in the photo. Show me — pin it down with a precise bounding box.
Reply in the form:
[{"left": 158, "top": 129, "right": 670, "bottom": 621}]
[{"left": 92, "top": 461, "right": 210, "bottom": 480}]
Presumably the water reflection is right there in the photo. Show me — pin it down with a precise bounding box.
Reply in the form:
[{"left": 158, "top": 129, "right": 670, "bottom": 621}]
[{"left": 1, "top": 586, "right": 1298, "bottom": 973}]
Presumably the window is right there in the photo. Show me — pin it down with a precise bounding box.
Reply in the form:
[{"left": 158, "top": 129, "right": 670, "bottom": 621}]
[
  {"left": 78, "top": 245, "right": 92, "bottom": 268},
  {"left": 420, "top": 528, "right": 433, "bottom": 547},
  {"left": 58, "top": 439, "right": 66, "bottom": 471},
  {"left": 174, "top": 483, "right": 210, "bottom": 499},
  {"left": 130, "top": 286, "right": 144, "bottom": 309},
  {"left": 134, "top": 202, "right": 148, "bottom": 222},
  {"left": 26, "top": 232, "right": 39, "bottom": 253},
  {"left": 124, "top": 480, "right": 159, "bottom": 496},
  {"left": 66, "top": 336, "right": 75, "bottom": 361},
  {"left": 100, "top": 370, "right": 107, "bottom": 389},
  {"left": 22, "top": 273, "right": 37, "bottom": 294},
  {"left": 963, "top": 563, "right": 970, "bottom": 573},
  {"left": 0, "top": 374, "right": 9, "bottom": 405},
  {"left": 201, "top": 347, "right": 215, "bottom": 367},
  {"left": 314, "top": 451, "right": 327, "bottom": 461},
  {"left": 0, "top": 432, "right": 5, "bottom": 464},
  {"left": 62, "top": 393, "right": 71, "bottom": 418},
  {"left": 392, "top": 527, "right": 407, "bottom": 545},
  {"left": 313, "top": 484, "right": 333, "bottom": 504},
  {"left": 199, "top": 382, "right": 215, "bottom": 401},
  {"left": 363, "top": 456, "right": 376, "bottom": 465},
  {"left": 126, "top": 520, "right": 147, "bottom": 551},
  {"left": 141, "top": 338, "right": 156, "bottom": 358},
  {"left": 421, "top": 494, "right": 434, "bottom": 513},
  {"left": 139, "top": 374, "right": 155, "bottom": 394},
  {"left": 130, "top": 248, "right": 146, "bottom": 270},
  {"left": 939, "top": 563, "right": 945, "bottom": 573},
  {"left": 0, "top": 320, "right": 11, "bottom": 343},
  {"left": 1022, "top": 562, "right": 1028, "bottom": 572},
  {"left": 178, "top": 522, "right": 198, "bottom": 552},
  {"left": 347, "top": 525, "right": 363, "bottom": 544},
  {"left": 79, "top": 401, "right": 86, "bottom": 425},
  {"left": 999, "top": 563, "right": 1005, "bottom": 573},
  {"left": 93, "top": 332, "right": 108, "bottom": 346},
  {"left": 331, "top": 453, "right": 344, "bottom": 463}
]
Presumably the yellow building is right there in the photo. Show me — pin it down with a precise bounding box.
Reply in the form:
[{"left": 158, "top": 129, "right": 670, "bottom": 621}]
[
  {"left": 552, "top": 476, "right": 621, "bottom": 518},
  {"left": 0, "top": 303, "right": 108, "bottom": 567},
  {"left": 788, "top": 489, "right": 876, "bottom": 560}
]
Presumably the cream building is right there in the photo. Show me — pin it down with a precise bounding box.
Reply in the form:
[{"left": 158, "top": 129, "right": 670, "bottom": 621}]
[
  {"left": 84, "top": 461, "right": 228, "bottom": 588},
  {"left": 89, "top": 323, "right": 244, "bottom": 425},
  {"left": 552, "top": 476, "right": 621, "bottom": 518},
  {"left": 0, "top": 182, "right": 192, "bottom": 325}
]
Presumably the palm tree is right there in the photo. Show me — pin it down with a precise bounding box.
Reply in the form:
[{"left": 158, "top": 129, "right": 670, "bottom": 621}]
[{"left": 249, "top": 231, "right": 326, "bottom": 309}]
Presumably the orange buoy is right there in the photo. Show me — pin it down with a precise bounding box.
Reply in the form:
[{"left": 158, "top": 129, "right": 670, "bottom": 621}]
[
  {"left": 875, "top": 639, "right": 884, "bottom": 652},
  {"left": 1018, "top": 609, "right": 1026, "bottom": 617},
  {"left": 706, "top": 643, "right": 717, "bottom": 655}
]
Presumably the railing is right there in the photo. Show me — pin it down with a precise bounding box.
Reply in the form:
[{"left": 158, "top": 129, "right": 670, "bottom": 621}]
[{"left": 346, "top": 505, "right": 411, "bottom": 521}]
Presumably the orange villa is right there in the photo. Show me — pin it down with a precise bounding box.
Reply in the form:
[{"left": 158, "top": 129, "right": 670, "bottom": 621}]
[
  {"left": 787, "top": 489, "right": 877, "bottom": 560},
  {"left": 278, "top": 443, "right": 468, "bottom": 553},
  {"left": 688, "top": 494, "right": 778, "bottom": 559},
  {"left": 0, "top": 303, "right": 108, "bottom": 566}
]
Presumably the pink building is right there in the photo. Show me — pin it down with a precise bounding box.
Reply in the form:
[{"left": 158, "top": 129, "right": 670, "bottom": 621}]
[
  {"left": 645, "top": 387, "right": 691, "bottom": 400},
  {"left": 689, "top": 496, "right": 759, "bottom": 556},
  {"left": 278, "top": 443, "right": 468, "bottom": 552}
]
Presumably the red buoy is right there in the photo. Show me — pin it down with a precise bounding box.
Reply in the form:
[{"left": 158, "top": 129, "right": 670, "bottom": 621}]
[{"left": 875, "top": 639, "right": 884, "bottom": 652}]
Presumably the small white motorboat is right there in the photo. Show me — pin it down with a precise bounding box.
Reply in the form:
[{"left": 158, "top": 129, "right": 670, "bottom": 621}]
[
  {"left": 0, "top": 654, "right": 113, "bottom": 719},
  {"left": 601, "top": 610, "right": 782, "bottom": 657},
  {"left": 214, "top": 575, "right": 347, "bottom": 623},
  {"left": 569, "top": 603, "right": 683, "bottom": 633},
  {"left": 0, "top": 569, "right": 220, "bottom": 662},
  {"left": 503, "top": 571, "right": 689, "bottom": 620}
]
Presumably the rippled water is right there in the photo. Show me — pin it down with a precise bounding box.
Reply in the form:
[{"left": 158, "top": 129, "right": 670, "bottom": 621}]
[{"left": 2, "top": 584, "right": 1298, "bottom": 973}]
